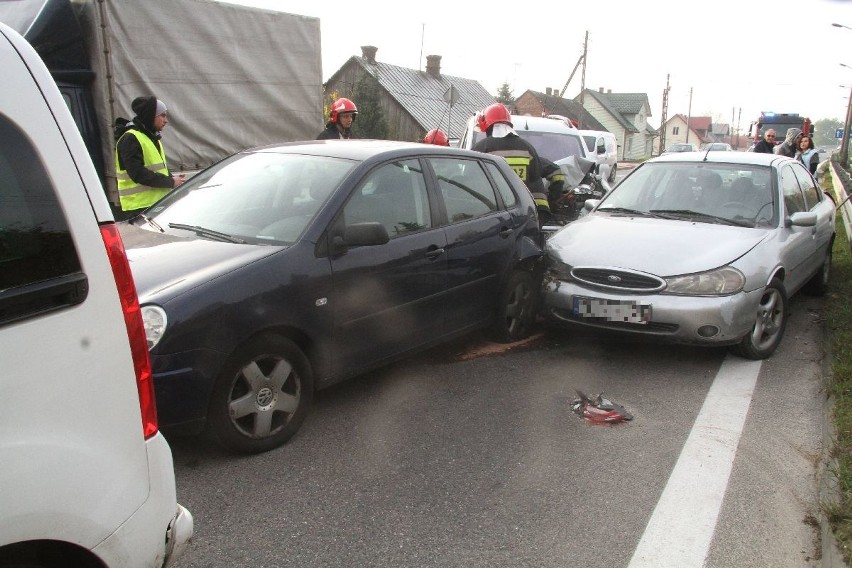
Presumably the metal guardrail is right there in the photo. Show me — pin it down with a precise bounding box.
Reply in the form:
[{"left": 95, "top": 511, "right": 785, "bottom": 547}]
[{"left": 828, "top": 161, "right": 852, "bottom": 252}]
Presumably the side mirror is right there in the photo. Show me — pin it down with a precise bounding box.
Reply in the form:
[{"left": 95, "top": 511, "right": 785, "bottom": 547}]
[
  {"left": 344, "top": 222, "right": 390, "bottom": 246},
  {"left": 787, "top": 211, "right": 817, "bottom": 227},
  {"left": 328, "top": 221, "right": 390, "bottom": 256}
]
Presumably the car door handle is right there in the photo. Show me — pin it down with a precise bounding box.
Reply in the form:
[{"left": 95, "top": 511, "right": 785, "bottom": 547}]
[
  {"left": 499, "top": 227, "right": 514, "bottom": 238},
  {"left": 424, "top": 247, "right": 445, "bottom": 259}
]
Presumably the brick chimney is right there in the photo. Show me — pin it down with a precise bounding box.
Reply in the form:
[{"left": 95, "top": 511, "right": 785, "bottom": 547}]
[
  {"left": 361, "top": 45, "right": 377, "bottom": 64},
  {"left": 546, "top": 87, "right": 552, "bottom": 96},
  {"left": 599, "top": 87, "right": 604, "bottom": 93},
  {"left": 426, "top": 54, "right": 441, "bottom": 77}
]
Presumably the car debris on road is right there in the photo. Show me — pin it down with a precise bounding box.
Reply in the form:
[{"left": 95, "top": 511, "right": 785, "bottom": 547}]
[{"left": 572, "top": 391, "right": 634, "bottom": 424}]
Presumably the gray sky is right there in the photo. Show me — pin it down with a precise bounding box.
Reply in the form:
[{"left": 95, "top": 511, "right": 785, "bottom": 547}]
[{"left": 224, "top": 0, "right": 852, "bottom": 133}]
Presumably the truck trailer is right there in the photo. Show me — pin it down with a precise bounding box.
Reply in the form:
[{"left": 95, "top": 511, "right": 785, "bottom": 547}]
[{"left": 0, "top": 0, "right": 323, "bottom": 210}]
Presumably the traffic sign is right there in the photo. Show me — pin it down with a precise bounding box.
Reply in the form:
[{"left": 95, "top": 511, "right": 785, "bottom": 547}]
[{"left": 837, "top": 128, "right": 844, "bottom": 139}]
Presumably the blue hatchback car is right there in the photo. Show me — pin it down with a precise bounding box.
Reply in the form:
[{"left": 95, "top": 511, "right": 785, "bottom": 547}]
[{"left": 119, "top": 140, "right": 544, "bottom": 454}]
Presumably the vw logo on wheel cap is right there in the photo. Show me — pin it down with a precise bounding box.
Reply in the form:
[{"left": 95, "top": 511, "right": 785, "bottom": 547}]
[{"left": 256, "top": 387, "right": 275, "bottom": 410}]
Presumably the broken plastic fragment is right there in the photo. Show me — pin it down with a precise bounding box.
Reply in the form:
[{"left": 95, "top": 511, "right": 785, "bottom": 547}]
[{"left": 571, "top": 390, "right": 633, "bottom": 423}]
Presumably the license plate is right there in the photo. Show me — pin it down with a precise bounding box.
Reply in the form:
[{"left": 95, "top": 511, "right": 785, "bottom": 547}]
[{"left": 573, "top": 296, "right": 651, "bottom": 324}]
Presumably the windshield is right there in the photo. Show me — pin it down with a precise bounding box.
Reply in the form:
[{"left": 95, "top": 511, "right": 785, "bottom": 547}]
[
  {"left": 472, "top": 129, "right": 585, "bottom": 162},
  {"left": 143, "top": 152, "right": 356, "bottom": 244},
  {"left": 667, "top": 144, "right": 694, "bottom": 152},
  {"left": 595, "top": 162, "right": 777, "bottom": 228}
]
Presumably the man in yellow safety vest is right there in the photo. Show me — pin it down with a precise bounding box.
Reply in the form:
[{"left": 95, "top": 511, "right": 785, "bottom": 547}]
[{"left": 114, "top": 95, "right": 185, "bottom": 216}]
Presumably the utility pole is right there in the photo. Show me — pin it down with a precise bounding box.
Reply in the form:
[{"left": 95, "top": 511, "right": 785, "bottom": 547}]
[
  {"left": 658, "top": 74, "right": 670, "bottom": 156},
  {"left": 577, "top": 31, "right": 588, "bottom": 129},
  {"left": 736, "top": 107, "right": 742, "bottom": 149},
  {"left": 685, "top": 87, "right": 693, "bottom": 144}
]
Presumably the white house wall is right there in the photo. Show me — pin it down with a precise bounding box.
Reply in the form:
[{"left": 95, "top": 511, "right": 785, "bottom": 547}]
[
  {"left": 657, "top": 115, "right": 702, "bottom": 153},
  {"left": 582, "top": 98, "right": 626, "bottom": 161}
]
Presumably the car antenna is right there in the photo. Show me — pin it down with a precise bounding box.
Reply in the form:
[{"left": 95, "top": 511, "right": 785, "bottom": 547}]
[{"left": 702, "top": 146, "right": 712, "bottom": 162}]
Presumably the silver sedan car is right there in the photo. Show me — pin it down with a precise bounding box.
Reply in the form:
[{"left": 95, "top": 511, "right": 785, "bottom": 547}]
[{"left": 543, "top": 152, "right": 835, "bottom": 359}]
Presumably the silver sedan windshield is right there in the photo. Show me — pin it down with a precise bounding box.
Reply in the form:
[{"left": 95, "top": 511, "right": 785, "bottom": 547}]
[{"left": 597, "top": 163, "right": 777, "bottom": 227}]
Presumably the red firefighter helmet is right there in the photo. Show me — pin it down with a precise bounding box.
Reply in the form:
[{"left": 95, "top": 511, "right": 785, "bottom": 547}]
[
  {"left": 329, "top": 97, "right": 358, "bottom": 123},
  {"left": 477, "top": 103, "right": 512, "bottom": 132},
  {"left": 423, "top": 128, "right": 449, "bottom": 146}
]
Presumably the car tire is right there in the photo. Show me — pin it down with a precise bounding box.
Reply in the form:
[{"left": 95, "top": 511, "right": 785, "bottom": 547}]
[
  {"left": 490, "top": 270, "right": 539, "bottom": 343},
  {"left": 207, "top": 334, "right": 313, "bottom": 454},
  {"left": 803, "top": 245, "right": 832, "bottom": 297},
  {"left": 731, "top": 278, "right": 788, "bottom": 360}
]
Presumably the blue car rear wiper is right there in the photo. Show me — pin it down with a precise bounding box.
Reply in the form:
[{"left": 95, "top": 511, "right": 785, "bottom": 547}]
[{"left": 168, "top": 223, "right": 246, "bottom": 243}]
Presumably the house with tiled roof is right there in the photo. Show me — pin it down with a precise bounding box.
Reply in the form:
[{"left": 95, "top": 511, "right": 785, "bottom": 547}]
[
  {"left": 512, "top": 88, "right": 606, "bottom": 131},
  {"left": 323, "top": 46, "right": 495, "bottom": 143},
  {"left": 573, "top": 88, "right": 657, "bottom": 161},
  {"left": 655, "top": 114, "right": 711, "bottom": 153}
]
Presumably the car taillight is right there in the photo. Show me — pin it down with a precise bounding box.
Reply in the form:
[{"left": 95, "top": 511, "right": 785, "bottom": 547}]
[{"left": 100, "top": 223, "right": 159, "bottom": 439}]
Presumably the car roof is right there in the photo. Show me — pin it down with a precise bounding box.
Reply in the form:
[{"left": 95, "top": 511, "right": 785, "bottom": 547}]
[
  {"left": 510, "top": 115, "right": 578, "bottom": 133},
  {"left": 577, "top": 129, "right": 613, "bottom": 137},
  {"left": 247, "top": 139, "right": 486, "bottom": 161},
  {"left": 649, "top": 151, "right": 792, "bottom": 166}
]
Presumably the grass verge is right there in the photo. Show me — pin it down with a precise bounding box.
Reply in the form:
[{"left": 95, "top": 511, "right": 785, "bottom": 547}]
[{"left": 822, "top": 169, "right": 852, "bottom": 564}]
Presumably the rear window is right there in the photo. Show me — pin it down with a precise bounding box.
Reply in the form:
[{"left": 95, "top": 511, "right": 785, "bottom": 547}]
[
  {"left": 0, "top": 115, "right": 83, "bottom": 324},
  {"left": 470, "top": 129, "right": 585, "bottom": 163}
]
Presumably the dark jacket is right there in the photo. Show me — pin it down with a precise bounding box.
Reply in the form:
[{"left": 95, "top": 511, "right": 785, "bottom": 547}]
[
  {"left": 114, "top": 119, "right": 174, "bottom": 190},
  {"left": 317, "top": 122, "right": 353, "bottom": 140},
  {"left": 114, "top": 95, "right": 174, "bottom": 189},
  {"left": 472, "top": 132, "right": 545, "bottom": 194},
  {"left": 752, "top": 138, "right": 775, "bottom": 154}
]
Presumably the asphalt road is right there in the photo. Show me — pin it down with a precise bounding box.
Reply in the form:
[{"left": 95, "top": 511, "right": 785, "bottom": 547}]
[{"left": 168, "top": 289, "right": 829, "bottom": 567}]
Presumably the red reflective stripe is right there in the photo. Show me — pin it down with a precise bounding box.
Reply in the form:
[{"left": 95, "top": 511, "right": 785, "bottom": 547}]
[{"left": 100, "top": 223, "right": 159, "bottom": 438}]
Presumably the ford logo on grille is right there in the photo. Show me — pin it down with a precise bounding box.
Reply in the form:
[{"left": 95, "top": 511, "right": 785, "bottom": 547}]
[{"left": 607, "top": 274, "right": 622, "bottom": 283}]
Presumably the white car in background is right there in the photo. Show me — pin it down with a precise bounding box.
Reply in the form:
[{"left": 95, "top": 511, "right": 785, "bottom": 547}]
[
  {"left": 459, "top": 114, "right": 589, "bottom": 166},
  {"left": 579, "top": 129, "right": 618, "bottom": 183},
  {"left": 664, "top": 142, "right": 699, "bottom": 153},
  {"left": 0, "top": 21, "right": 192, "bottom": 567}
]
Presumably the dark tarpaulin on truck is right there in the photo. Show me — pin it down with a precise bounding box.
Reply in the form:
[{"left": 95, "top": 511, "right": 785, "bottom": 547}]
[{"left": 0, "top": 0, "right": 93, "bottom": 82}]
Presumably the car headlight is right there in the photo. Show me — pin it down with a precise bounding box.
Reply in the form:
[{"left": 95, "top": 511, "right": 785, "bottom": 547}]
[
  {"left": 141, "top": 305, "right": 168, "bottom": 350},
  {"left": 664, "top": 266, "right": 745, "bottom": 296}
]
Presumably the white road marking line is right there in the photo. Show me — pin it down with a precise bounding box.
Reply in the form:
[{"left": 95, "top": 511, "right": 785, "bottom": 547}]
[{"left": 627, "top": 355, "right": 762, "bottom": 567}]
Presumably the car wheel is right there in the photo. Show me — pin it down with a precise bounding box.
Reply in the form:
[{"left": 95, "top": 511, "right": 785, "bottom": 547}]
[
  {"left": 803, "top": 245, "right": 832, "bottom": 297},
  {"left": 490, "top": 271, "right": 539, "bottom": 343},
  {"left": 207, "top": 334, "right": 313, "bottom": 454},
  {"left": 731, "top": 278, "right": 788, "bottom": 360},
  {"left": 608, "top": 164, "right": 617, "bottom": 184}
]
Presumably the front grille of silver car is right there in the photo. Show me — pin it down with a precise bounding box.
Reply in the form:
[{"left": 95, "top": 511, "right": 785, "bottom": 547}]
[{"left": 570, "top": 267, "right": 665, "bottom": 292}]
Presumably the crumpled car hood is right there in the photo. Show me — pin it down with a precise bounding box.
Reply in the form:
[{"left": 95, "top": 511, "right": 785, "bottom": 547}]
[
  {"left": 546, "top": 214, "right": 770, "bottom": 276},
  {"left": 118, "top": 222, "right": 280, "bottom": 303}
]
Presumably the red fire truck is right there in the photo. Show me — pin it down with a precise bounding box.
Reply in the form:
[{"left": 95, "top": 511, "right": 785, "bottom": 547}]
[{"left": 749, "top": 112, "right": 812, "bottom": 146}]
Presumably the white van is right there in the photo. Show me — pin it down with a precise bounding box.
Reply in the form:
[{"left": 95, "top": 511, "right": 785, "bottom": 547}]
[
  {"left": 578, "top": 129, "right": 618, "bottom": 183},
  {"left": 0, "top": 22, "right": 192, "bottom": 567}
]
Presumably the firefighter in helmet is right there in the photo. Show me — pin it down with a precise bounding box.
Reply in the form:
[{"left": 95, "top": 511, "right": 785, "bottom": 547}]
[
  {"left": 423, "top": 128, "right": 450, "bottom": 146},
  {"left": 472, "top": 103, "right": 561, "bottom": 215},
  {"left": 317, "top": 97, "right": 358, "bottom": 140}
]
